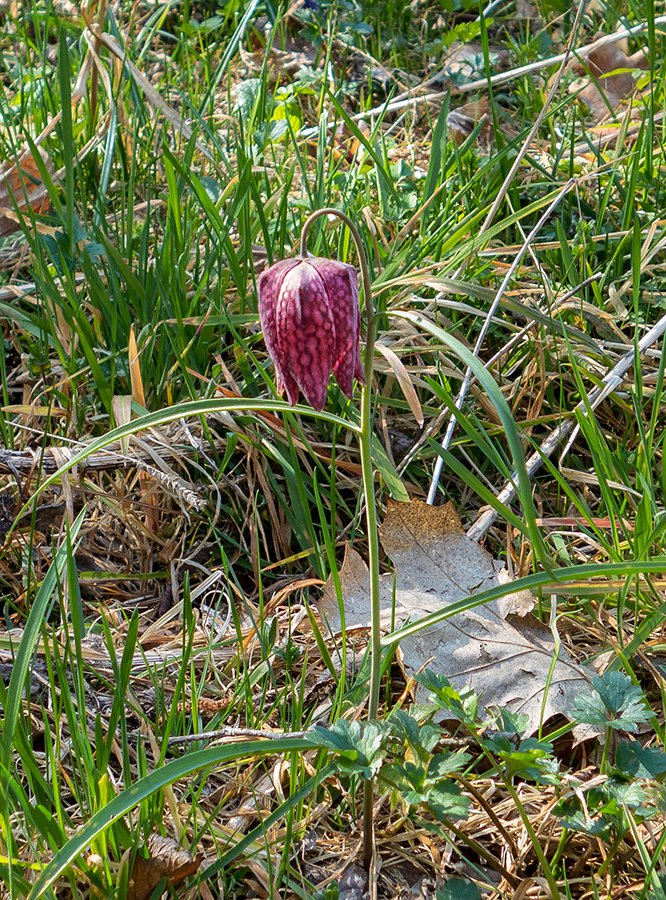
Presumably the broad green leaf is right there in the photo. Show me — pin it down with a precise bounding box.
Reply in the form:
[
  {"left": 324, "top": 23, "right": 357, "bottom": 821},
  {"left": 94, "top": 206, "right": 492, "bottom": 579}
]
[
  {"left": 615, "top": 741, "right": 666, "bottom": 779},
  {"left": 427, "top": 783, "right": 471, "bottom": 821},
  {"left": 572, "top": 672, "right": 652, "bottom": 732},
  {"left": 307, "top": 721, "right": 388, "bottom": 779},
  {"left": 427, "top": 751, "right": 471, "bottom": 779}
]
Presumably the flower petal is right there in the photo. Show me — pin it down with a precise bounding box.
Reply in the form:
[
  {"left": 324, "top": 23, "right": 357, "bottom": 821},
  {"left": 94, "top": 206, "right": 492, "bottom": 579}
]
[
  {"left": 277, "top": 261, "right": 336, "bottom": 410},
  {"left": 310, "top": 260, "right": 364, "bottom": 398},
  {"left": 276, "top": 367, "right": 301, "bottom": 406},
  {"left": 258, "top": 259, "right": 302, "bottom": 387}
]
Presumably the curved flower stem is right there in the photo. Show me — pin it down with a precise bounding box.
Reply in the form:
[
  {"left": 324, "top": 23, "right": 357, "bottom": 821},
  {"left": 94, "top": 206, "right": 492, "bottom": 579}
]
[{"left": 300, "top": 209, "right": 380, "bottom": 870}]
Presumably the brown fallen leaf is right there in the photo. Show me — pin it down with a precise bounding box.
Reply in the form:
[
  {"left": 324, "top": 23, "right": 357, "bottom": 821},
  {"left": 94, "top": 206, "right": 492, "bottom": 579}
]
[
  {"left": 516, "top": 0, "right": 542, "bottom": 24},
  {"left": 320, "top": 499, "right": 594, "bottom": 735},
  {"left": 240, "top": 17, "right": 316, "bottom": 84},
  {"left": 239, "top": 44, "right": 315, "bottom": 83},
  {"left": 0, "top": 152, "right": 51, "bottom": 237},
  {"left": 447, "top": 97, "right": 491, "bottom": 146},
  {"left": 572, "top": 32, "right": 649, "bottom": 121},
  {"left": 127, "top": 834, "right": 203, "bottom": 900},
  {"left": 447, "top": 96, "right": 518, "bottom": 152}
]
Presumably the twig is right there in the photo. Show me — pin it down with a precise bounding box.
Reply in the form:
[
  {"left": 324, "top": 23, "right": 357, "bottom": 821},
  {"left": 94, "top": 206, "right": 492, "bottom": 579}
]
[
  {"left": 456, "top": 16, "right": 664, "bottom": 94},
  {"left": 466, "top": 309, "right": 666, "bottom": 542},
  {"left": 426, "top": 0, "right": 591, "bottom": 503},
  {"left": 82, "top": 20, "right": 214, "bottom": 160},
  {"left": 0, "top": 442, "right": 185, "bottom": 475},
  {"left": 0, "top": 275, "right": 85, "bottom": 303},
  {"left": 471, "top": 0, "right": 587, "bottom": 256},
  {"left": 572, "top": 111, "right": 666, "bottom": 157},
  {"left": 0, "top": 412, "right": 361, "bottom": 478},
  {"left": 168, "top": 725, "right": 314, "bottom": 746},
  {"left": 397, "top": 273, "right": 603, "bottom": 475},
  {"left": 345, "top": 16, "right": 666, "bottom": 123}
]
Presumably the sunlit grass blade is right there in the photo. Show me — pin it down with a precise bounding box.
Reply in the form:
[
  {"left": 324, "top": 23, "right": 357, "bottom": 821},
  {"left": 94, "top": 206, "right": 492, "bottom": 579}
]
[{"left": 27, "top": 736, "right": 324, "bottom": 898}]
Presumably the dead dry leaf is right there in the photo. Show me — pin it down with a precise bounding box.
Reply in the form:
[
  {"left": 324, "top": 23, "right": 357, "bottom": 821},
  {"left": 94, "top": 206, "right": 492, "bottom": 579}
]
[
  {"left": 240, "top": 44, "right": 315, "bottom": 82},
  {"left": 375, "top": 341, "right": 424, "bottom": 428},
  {"left": 0, "top": 153, "right": 51, "bottom": 237},
  {"left": 320, "top": 499, "right": 593, "bottom": 735},
  {"left": 447, "top": 97, "right": 518, "bottom": 152},
  {"left": 516, "top": 0, "right": 542, "bottom": 23},
  {"left": 127, "top": 834, "right": 203, "bottom": 900},
  {"left": 572, "top": 32, "right": 649, "bottom": 121},
  {"left": 240, "top": 19, "right": 316, "bottom": 84},
  {"left": 447, "top": 97, "right": 491, "bottom": 146}
]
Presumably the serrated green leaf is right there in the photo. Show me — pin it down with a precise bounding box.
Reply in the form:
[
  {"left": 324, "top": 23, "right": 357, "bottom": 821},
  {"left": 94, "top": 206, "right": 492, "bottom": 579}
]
[
  {"left": 308, "top": 721, "right": 387, "bottom": 779},
  {"left": 420, "top": 725, "right": 443, "bottom": 754},
  {"left": 594, "top": 671, "right": 650, "bottom": 718},
  {"left": 572, "top": 672, "right": 652, "bottom": 732},
  {"left": 492, "top": 707, "right": 530, "bottom": 737},
  {"left": 415, "top": 669, "right": 454, "bottom": 698},
  {"left": 603, "top": 778, "right": 650, "bottom": 811},
  {"left": 307, "top": 721, "right": 360, "bottom": 758},
  {"left": 428, "top": 783, "right": 471, "bottom": 821},
  {"left": 388, "top": 710, "right": 443, "bottom": 758},
  {"left": 570, "top": 691, "right": 608, "bottom": 728},
  {"left": 427, "top": 750, "right": 470, "bottom": 779},
  {"left": 388, "top": 710, "right": 422, "bottom": 747},
  {"left": 615, "top": 741, "right": 666, "bottom": 779},
  {"left": 557, "top": 803, "right": 611, "bottom": 836},
  {"left": 414, "top": 670, "right": 478, "bottom": 722},
  {"left": 484, "top": 732, "right": 556, "bottom": 782}
]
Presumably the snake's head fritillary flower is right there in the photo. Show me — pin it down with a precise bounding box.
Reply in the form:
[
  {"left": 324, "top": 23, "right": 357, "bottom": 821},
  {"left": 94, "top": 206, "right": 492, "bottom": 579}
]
[{"left": 258, "top": 256, "right": 365, "bottom": 411}]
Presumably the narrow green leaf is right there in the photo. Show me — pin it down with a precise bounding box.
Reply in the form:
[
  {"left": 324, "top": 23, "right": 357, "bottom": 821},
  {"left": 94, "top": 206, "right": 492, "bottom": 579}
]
[
  {"left": 27, "top": 736, "right": 322, "bottom": 898},
  {"left": 2, "top": 510, "right": 86, "bottom": 772}
]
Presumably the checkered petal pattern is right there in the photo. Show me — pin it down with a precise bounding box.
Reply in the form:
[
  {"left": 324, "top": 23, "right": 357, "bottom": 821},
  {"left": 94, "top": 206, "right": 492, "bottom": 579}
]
[{"left": 258, "top": 256, "right": 364, "bottom": 410}]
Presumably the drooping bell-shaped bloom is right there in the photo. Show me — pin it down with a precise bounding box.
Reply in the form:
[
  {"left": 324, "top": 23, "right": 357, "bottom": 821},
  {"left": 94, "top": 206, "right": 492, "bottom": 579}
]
[{"left": 258, "top": 256, "right": 365, "bottom": 410}]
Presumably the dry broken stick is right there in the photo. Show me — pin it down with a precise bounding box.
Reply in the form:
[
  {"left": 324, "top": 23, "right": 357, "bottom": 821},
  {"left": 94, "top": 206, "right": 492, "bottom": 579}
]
[
  {"left": 168, "top": 725, "right": 313, "bottom": 746},
  {"left": 0, "top": 440, "right": 199, "bottom": 476},
  {"left": 466, "top": 307, "right": 666, "bottom": 543},
  {"left": 0, "top": 398, "right": 362, "bottom": 479},
  {"left": 338, "top": 14, "right": 666, "bottom": 127},
  {"left": 426, "top": 0, "right": 591, "bottom": 503}
]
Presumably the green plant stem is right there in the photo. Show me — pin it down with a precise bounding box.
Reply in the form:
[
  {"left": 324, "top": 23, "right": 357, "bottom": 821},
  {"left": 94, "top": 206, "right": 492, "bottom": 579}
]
[
  {"left": 599, "top": 726, "right": 612, "bottom": 775},
  {"left": 359, "top": 326, "right": 380, "bottom": 871},
  {"left": 300, "top": 208, "right": 379, "bottom": 870},
  {"left": 548, "top": 827, "right": 569, "bottom": 875},
  {"left": 504, "top": 779, "right": 560, "bottom": 899}
]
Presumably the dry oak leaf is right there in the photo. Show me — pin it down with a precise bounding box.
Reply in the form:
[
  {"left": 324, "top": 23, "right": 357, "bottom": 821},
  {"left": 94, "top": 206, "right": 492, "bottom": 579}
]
[
  {"left": 127, "top": 834, "right": 203, "bottom": 900},
  {"left": 319, "top": 499, "right": 593, "bottom": 735},
  {"left": 572, "top": 33, "right": 649, "bottom": 121}
]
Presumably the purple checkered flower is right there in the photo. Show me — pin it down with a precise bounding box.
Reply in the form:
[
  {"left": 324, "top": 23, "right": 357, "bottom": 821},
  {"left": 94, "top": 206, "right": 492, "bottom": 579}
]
[{"left": 258, "top": 256, "right": 365, "bottom": 411}]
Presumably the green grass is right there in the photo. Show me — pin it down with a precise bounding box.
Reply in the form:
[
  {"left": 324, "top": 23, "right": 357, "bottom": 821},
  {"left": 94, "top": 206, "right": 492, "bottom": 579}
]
[{"left": 1, "top": 0, "right": 666, "bottom": 897}]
